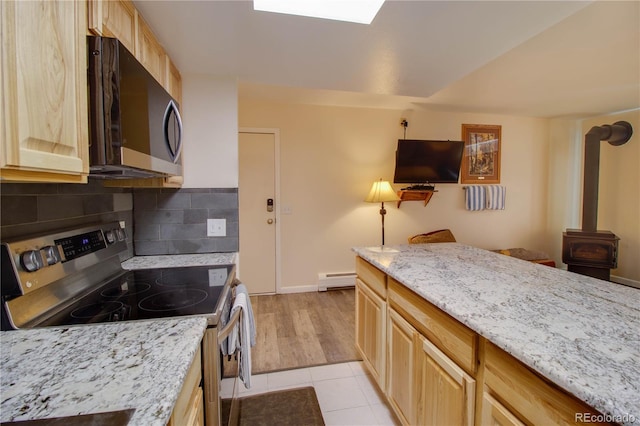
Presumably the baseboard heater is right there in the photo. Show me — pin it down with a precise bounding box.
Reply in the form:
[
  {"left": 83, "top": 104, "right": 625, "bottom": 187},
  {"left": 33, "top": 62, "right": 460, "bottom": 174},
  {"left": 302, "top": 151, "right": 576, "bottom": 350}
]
[{"left": 317, "top": 272, "right": 356, "bottom": 291}]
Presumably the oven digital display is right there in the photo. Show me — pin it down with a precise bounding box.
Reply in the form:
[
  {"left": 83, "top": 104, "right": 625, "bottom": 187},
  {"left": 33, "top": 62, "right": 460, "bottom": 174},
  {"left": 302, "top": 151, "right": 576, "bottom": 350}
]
[{"left": 55, "top": 231, "right": 107, "bottom": 262}]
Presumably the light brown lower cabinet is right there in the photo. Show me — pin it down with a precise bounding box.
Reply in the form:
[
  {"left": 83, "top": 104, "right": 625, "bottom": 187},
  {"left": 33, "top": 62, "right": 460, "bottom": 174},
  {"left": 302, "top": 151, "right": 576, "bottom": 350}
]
[
  {"left": 355, "top": 256, "right": 614, "bottom": 426},
  {"left": 386, "top": 308, "right": 417, "bottom": 425},
  {"left": 417, "top": 336, "right": 475, "bottom": 426},
  {"left": 386, "top": 306, "right": 476, "bottom": 426},
  {"left": 481, "top": 392, "right": 525, "bottom": 426},
  {"left": 168, "top": 346, "right": 204, "bottom": 426},
  {"left": 483, "top": 340, "right": 610, "bottom": 426},
  {"left": 355, "top": 278, "right": 386, "bottom": 389}
]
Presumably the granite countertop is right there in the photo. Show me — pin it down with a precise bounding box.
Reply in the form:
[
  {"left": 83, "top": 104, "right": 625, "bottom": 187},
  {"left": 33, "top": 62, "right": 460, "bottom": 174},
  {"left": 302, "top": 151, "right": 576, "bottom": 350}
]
[
  {"left": 0, "top": 317, "right": 208, "bottom": 425},
  {"left": 353, "top": 243, "right": 640, "bottom": 426},
  {"left": 121, "top": 252, "right": 238, "bottom": 270}
]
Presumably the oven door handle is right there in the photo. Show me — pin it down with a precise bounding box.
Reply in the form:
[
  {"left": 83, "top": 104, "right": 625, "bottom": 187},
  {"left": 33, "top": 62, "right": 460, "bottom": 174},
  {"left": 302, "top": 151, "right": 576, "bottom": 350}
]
[{"left": 218, "top": 307, "right": 242, "bottom": 344}]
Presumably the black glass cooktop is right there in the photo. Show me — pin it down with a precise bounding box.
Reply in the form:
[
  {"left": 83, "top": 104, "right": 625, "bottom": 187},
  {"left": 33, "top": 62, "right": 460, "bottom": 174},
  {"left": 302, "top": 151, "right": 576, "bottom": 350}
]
[{"left": 40, "top": 265, "right": 234, "bottom": 327}]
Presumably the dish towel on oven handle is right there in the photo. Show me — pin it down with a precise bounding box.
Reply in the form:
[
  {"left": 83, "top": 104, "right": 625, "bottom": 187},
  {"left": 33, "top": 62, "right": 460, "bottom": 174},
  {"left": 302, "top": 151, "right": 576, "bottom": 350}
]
[
  {"left": 228, "top": 291, "right": 255, "bottom": 388},
  {"left": 485, "top": 185, "right": 506, "bottom": 210},
  {"left": 235, "top": 283, "right": 256, "bottom": 347}
]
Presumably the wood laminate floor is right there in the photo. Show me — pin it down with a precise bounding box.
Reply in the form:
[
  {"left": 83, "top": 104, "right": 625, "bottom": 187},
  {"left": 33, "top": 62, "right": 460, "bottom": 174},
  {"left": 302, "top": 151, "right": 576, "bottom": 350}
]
[{"left": 249, "top": 288, "right": 360, "bottom": 374}]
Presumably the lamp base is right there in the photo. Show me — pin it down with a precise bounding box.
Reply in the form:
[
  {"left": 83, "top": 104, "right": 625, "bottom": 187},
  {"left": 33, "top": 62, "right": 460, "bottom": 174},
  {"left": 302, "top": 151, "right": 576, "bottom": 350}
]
[{"left": 368, "top": 246, "right": 400, "bottom": 253}]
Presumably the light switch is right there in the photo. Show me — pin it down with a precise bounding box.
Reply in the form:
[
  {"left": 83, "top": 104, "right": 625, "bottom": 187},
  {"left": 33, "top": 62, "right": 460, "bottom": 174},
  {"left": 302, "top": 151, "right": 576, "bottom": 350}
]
[{"left": 207, "top": 219, "right": 226, "bottom": 237}]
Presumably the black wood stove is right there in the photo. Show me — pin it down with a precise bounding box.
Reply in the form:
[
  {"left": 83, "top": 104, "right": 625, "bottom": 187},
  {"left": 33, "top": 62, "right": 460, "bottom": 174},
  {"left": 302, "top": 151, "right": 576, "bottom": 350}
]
[{"left": 562, "top": 121, "right": 633, "bottom": 281}]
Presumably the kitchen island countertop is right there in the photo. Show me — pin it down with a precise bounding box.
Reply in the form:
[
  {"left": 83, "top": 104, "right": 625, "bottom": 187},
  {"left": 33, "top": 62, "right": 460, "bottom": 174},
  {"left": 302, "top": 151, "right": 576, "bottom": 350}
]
[
  {"left": 353, "top": 243, "right": 639, "bottom": 426},
  {"left": 0, "top": 317, "right": 207, "bottom": 425}
]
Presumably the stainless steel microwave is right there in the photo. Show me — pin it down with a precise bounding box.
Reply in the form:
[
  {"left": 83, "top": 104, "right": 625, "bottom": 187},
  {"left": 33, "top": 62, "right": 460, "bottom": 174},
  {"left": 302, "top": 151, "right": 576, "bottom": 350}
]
[{"left": 87, "top": 36, "right": 182, "bottom": 179}]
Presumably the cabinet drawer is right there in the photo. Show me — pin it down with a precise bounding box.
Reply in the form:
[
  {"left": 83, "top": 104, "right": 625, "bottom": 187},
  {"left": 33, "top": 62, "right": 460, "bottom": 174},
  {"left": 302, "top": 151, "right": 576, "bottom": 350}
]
[
  {"left": 484, "top": 340, "right": 610, "bottom": 425},
  {"left": 356, "top": 257, "right": 386, "bottom": 298},
  {"left": 388, "top": 278, "right": 477, "bottom": 375}
]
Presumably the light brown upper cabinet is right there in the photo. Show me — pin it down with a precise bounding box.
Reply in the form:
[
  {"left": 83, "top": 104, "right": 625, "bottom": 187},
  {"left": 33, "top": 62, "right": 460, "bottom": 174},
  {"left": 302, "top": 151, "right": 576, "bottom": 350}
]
[
  {"left": 87, "top": 0, "right": 137, "bottom": 54},
  {"left": 167, "top": 58, "right": 183, "bottom": 107},
  {"left": 1, "top": 0, "right": 89, "bottom": 183},
  {"left": 88, "top": 0, "right": 181, "bottom": 102},
  {"left": 136, "top": 14, "right": 166, "bottom": 87}
]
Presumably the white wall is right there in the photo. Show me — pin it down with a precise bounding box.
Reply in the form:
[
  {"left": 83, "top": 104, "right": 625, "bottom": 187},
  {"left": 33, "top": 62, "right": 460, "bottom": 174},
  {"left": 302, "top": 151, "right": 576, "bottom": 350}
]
[
  {"left": 179, "top": 75, "right": 638, "bottom": 286},
  {"left": 546, "top": 119, "right": 583, "bottom": 264},
  {"left": 181, "top": 75, "right": 238, "bottom": 188},
  {"left": 239, "top": 100, "right": 553, "bottom": 290}
]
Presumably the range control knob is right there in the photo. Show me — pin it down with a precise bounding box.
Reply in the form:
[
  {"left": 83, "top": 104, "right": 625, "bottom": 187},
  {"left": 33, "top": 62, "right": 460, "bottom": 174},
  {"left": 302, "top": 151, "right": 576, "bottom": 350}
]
[
  {"left": 20, "top": 250, "right": 45, "bottom": 272},
  {"left": 105, "top": 230, "right": 116, "bottom": 244},
  {"left": 116, "top": 228, "right": 126, "bottom": 241},
  {"left": 42, "top": 246, "right": 61, "bottom": 265}
]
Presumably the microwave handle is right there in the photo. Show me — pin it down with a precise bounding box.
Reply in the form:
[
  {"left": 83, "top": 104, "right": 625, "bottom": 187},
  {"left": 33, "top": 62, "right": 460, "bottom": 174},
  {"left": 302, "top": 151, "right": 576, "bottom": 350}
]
[{"left": 163, "top": 99, "right": 183, "bottom": 163}]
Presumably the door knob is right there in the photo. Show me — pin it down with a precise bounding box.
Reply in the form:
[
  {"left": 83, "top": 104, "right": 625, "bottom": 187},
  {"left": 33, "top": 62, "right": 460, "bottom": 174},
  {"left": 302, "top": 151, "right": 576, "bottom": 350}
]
[{"left": 267, "top": 219, "right": 274, "bottom": 224}]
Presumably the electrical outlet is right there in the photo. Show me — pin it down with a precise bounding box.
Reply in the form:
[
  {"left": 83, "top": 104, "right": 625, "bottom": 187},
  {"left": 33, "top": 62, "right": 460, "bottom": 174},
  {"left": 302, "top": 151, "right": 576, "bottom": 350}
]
[
  {"left": 208, "top": 268, "right": 228, "bottom": 286},
  {"left": 207, "top": 219, "right": 226, "bottom": 237}
]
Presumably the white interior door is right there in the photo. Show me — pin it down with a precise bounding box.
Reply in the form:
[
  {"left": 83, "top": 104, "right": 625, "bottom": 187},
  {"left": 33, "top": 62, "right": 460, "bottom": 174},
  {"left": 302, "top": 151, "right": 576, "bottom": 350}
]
[{"left": 238, "top": 131, "right": 278, "bottom": 294}]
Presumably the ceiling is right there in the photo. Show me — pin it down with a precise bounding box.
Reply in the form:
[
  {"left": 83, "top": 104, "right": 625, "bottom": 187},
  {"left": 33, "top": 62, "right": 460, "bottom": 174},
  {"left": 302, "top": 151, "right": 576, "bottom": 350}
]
[{"left": 134, "top": 0, "right": 640, "bottom": 119}]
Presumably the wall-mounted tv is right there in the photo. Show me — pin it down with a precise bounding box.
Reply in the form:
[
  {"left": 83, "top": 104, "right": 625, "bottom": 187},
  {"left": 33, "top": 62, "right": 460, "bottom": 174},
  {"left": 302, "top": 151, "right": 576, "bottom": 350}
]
[{"left": 393, "top": 139, "right": 465, "bottom": 185}]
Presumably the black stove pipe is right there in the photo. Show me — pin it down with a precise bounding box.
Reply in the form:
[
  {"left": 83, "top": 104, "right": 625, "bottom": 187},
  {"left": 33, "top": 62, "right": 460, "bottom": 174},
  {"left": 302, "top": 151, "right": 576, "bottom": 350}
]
[{"left": 582, "top": 121, "right": 633, "bottom": 232}]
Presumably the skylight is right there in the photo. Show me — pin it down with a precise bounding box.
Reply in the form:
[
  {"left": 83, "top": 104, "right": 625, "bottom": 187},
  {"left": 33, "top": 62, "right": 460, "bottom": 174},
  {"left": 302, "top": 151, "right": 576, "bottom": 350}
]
[{"left": 253, "top": 0, "right": 385, "bottom": 25}]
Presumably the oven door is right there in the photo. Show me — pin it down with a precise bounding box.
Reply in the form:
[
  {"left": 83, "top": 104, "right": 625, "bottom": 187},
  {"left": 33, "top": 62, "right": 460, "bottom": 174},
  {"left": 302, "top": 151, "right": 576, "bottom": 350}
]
[{"left": 203, "top": 282, "right": 241, "bottom": 426}]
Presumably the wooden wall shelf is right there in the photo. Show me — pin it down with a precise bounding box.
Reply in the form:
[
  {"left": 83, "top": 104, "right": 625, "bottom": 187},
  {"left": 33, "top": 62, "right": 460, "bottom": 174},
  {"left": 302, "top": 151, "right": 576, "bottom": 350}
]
[{"left": 396, "top": 190, "right": 437, "bottom": 207}]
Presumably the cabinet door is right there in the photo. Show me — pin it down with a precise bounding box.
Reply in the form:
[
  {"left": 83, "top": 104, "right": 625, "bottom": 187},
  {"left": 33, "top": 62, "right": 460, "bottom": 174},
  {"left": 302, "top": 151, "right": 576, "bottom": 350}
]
[
  {"left": 483, "top": 341, "right": 608, "bottom": 425},
  {"left": 387, "top": 308, "right": 417, "bottom": 425},
  {"left": 136, "top": 14, "right": 166, "bottom": 86},
  {"left": 482, "top": 393, "right": 525, "bottom": 426},
  {"left": 169, "top": 347, "right": 204, "bottom": 426},
  {"left": 1, "top": 0, "right": 88, "bottom": 182},
  {"left": 167, "top": 57, "right": 183, "bottom": 106},
  {"left": 88, "top": 0, "right": 137, "bottom": 55},
  {"left": 355, "top": 278, "right": 386, "bottom": 389},
  {"left": 417, "top": 335, "right": 475, "bottom": 426}
]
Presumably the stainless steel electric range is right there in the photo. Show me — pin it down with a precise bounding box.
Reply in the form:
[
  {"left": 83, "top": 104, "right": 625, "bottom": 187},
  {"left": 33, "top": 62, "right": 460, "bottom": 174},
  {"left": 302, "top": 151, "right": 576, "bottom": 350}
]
[{"left": 1, "top": 222, "right": 240, "bottom": 425}]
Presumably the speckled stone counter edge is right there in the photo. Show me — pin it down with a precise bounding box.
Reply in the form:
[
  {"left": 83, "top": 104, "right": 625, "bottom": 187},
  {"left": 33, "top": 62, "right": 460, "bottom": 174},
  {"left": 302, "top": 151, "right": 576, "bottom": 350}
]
[
  {"left": 0, "top": 317, "right": 208, "bottom": 425},
  {"left": 353, "top": 243, "right": 640, "bottom": 426}
]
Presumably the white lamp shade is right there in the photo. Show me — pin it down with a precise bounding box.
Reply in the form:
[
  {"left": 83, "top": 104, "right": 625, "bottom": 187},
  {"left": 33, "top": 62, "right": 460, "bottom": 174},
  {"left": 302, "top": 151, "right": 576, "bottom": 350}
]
[{"left": 365, "top": 179, "right": 399, "bottom": 203}]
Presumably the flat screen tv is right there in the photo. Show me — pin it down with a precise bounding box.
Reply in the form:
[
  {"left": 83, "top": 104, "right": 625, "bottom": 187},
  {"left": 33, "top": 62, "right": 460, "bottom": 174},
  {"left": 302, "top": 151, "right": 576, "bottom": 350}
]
[{"left": 393, "top": 139, "right": 465, "bottom": 186}]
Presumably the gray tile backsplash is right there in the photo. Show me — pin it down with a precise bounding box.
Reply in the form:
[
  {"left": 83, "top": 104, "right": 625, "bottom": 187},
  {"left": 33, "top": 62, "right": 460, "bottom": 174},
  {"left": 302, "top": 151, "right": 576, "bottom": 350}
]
[
  {"left": 133, "top": 188, "right": 239, "bottom": 255},
  {"left": 1, "top": 182, "right": 239, "bottom": 257},
  {"left": 0, "top": 180, "right": 134, "bottom": 259}
]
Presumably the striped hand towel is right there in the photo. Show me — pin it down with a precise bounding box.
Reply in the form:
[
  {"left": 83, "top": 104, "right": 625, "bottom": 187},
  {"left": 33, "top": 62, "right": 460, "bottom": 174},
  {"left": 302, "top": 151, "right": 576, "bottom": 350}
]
[
  {"left": 465, "top": 185, "right": 486, "bottom": 211},
  {"left": 486, "top": 185, "right": 506, "bottom": 210}
]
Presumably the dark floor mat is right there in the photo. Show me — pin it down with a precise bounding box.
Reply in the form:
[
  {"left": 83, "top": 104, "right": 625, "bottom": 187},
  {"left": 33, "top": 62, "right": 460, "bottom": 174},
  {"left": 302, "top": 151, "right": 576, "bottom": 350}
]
[{"left": 222, "top": 386, "right": 325, "bottom": 426}]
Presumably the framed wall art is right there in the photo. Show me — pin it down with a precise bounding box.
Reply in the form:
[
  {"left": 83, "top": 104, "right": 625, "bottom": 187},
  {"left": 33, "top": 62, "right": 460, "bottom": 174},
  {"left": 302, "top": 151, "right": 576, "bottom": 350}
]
[{"left": 461, "top": 124, "right": 502, "bottom": 184}]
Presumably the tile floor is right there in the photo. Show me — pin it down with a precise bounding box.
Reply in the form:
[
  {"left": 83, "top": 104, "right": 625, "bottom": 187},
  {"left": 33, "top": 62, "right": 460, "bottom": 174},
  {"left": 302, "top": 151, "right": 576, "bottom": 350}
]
[{"left": 221, "top": 361, "right": 399, "bottom": 425}]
